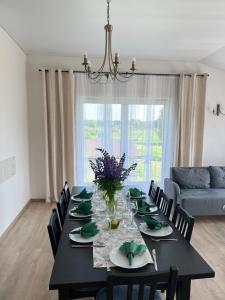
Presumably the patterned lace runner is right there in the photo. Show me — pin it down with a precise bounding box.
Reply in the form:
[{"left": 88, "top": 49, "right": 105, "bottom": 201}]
[{"left": 91, "top": 192, "right": 153, "bottom": 268}]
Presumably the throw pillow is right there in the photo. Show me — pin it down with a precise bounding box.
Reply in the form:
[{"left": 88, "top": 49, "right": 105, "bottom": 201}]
[
  {"left": 171, "top": 167, "right": 210, "bottom": 189},
  {"left": 209, "top": 166, "right": 225, "bottom": 188}
]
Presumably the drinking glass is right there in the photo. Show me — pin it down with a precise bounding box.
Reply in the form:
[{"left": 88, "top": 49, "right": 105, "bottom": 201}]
[
  {"left": 130, "top": 200, "right": 138, "bottom": 226},
  {"left": 124, "top": 200, "right": 138, "bottom": 230}
]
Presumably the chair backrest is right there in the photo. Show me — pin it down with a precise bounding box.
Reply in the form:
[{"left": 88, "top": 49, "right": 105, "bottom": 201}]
[
  {"left": 148, "top": 180, "right": 160, "bottom": 205},
  {"left": 63, "top": 181, "right": 71, "bottom": 206},
  {"left": 57, "top": 192, "right": 67, "bottom": 226},
  {"left": 172, "top": 204, "right": 195, "bottom": 242},
  {"left": 107, "top": 266, "right": 178, "bottom": 300},
  {"left": 47, "top": 208, "right": 62, "bottom": 257},
  {"left": 158, "top": 191, "right": 173, "bottom": 219}
]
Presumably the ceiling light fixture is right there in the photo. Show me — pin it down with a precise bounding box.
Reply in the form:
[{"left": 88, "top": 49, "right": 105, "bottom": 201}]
[{"left": 81, "top": 0, "right": 136, "bottom": 82}]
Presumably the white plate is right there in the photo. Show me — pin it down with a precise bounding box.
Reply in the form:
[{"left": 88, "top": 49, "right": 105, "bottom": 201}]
[
  {"left": 71, "top": 195, "right": 92, "bottom": 202},
  {"left": 138, "top": 206, "right": 158, "bottom": 214},
  {"left": 139, "top": 223, "right": 173, "bottom": 237},
  {"left": 69, "top": 208, "right": 92, "bottom": 218},
  {"left": 69, "top": 227, "right": 100, "bottom": 243},
  {"left": 109, "top": 247, "right": 149, "bottom": 269}
]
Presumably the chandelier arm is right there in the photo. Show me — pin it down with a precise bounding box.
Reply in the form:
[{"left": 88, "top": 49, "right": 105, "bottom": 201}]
[
  {"left": 93, "top": 28, "right": 108, "bottom": 78},
  {"left": 89, "top": 73, "right": 106, "bottom": 83},
  {"left": 109, "top": 30, "right": 116, "bottom": 72},
  {"left": 115, "top": 73, "right": 129, "bottom": 82},
  {"left": 108, "top": 30, "right": 116, "bottom": 78},
  {"left": 88, "top": 71, "right": 105, "bottom": 81},
  {"left": 87, "top": 25, "right": 109, "bottom": 81},
  {"left": 115, "top": 72, "right": 134, "bottom": 82},
  {"left": 117, "top": 72, "right": 134, "bottom": 79},
  {"left": 108, "top": 28, "right": 119, "bottom": 78}
]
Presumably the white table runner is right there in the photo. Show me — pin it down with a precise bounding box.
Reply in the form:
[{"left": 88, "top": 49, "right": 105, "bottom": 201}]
[{"left": 91, "top": 193, "right": 153, "bottom": 268}]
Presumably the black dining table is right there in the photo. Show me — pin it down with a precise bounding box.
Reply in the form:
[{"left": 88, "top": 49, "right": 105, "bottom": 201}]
[{"left": 49, "top": 186, "right": 215, "bottom": 300}]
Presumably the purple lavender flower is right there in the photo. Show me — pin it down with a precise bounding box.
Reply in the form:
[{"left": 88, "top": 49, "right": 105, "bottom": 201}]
[{"left": 89, "top": 148, "right": 137, "bottom": 193}]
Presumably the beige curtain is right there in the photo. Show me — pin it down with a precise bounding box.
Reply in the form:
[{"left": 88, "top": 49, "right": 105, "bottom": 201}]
[
  {"left": 41, "top": 69, "right": 75, "bottom": 202},
  {"left": 174, "top": 73, "right": 207, "bottom": 167}
]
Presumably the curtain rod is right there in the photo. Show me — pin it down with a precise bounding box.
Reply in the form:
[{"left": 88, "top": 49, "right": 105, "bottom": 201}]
[{"left": 38, "top": 69, "right": 209, "bottom": 77}]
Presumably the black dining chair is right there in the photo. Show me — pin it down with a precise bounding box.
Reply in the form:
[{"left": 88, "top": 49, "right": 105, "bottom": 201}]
[
  {"left": 172, "top": 204, "right": 195, "bottom": 242},
  {"left": 96, "top": 266, "right": 178, "bottom": 300},
  {"left": 57, "top": 192, "right": 67, "bottom": 227},
  {"left": 148, "top": 180, "right": 161, "bottom": 206},
  {"left": 63, "top": 181, "right": 71, "bottom": 206},
  {"left": 157, "top": 191, "right": 173, "bottom": 219},
  {"left": 47, "top": 209, "right": 100, "bottom": 299},
  {"left": 47, "top": 208, "right": 62, "bottom": 257}
]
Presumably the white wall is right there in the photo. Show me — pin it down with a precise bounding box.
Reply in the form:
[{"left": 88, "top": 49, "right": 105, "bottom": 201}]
[
  {"left": 0, "top": 27, "right": 30, "bottom": 236},
  {"left": 27, "top": 55, "right": 225, "bottom": 199}
]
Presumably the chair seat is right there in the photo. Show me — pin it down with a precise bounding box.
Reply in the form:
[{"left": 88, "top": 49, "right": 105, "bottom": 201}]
[{"left": 96, "top": 285, "right": 162, "bottom": 300}]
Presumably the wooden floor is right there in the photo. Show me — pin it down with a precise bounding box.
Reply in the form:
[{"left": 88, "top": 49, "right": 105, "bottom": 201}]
[{"left": 0, "top": 202, "right": 224, "bottom": 300}]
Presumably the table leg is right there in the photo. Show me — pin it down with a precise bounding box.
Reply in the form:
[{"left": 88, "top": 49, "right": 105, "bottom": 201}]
[
  {"left": 58, "top": 288, "right": 70, "bottom": 300},
  {"left": 176, "top": 279, "right": 191, "bottom": 300}
]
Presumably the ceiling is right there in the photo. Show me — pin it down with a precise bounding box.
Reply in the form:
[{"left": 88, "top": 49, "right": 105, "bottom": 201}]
[{"left": 1, "top": 0, "right": 225, "bottom": 66}]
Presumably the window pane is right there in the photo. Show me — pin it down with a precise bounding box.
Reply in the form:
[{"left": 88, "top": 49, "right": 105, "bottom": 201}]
[
  {"left": 83, "top": 103, "right": 104, "bottom": 155},
  {"left": 83, "top": 103, "right": 121, "bottom": 183},
  {"left": 150, "top": 160, "right": 162, "bottom": 182},
  {"left": 127, "top": 104, "right": 164, "bottom": 183},
  {"left": 112, "top": 104, "right": 121, "bottom": 157},
  {"left": 128, "top": 158, "right": 146, "bottom": 182},
  {"left": 80, "top": 102, "right": 165, "bottom": 185}
]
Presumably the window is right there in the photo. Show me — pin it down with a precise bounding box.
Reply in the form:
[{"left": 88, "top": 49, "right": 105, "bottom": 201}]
[{"left": 76, "top": 75, "right": 177, "bottom": 190}]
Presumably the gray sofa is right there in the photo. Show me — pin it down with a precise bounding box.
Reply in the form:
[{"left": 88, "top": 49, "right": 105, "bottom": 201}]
[{"left": 164, "top": 166, "right": 225, "bottom": 216}]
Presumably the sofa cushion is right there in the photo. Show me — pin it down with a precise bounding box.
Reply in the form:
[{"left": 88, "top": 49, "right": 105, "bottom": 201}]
[
  {"left": 209, "top": 166, "right": 225, "bottom": 188},
  {"left": 178, "top": 189, "right": 225, "bottom": 216},
  {"left": 171, "top": 167, "right": 210, "bottom": 189}
]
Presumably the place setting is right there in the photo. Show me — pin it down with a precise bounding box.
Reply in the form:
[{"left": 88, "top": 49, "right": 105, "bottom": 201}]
[
  {"left": 127, "top": 187, "right": 158, "bottom": 215},
  {"left": 109, "top": 240, "right": 152, "bottom": 269},
  {"left": 136, "top": 198, "right": 158, "bottom": 215},
  {"left": 69, "top": 220, "right": 103, "bottom": 246},
  {"left": 139, "top": 215, "right": 177, "bottom": 241},
  {"left": 68, "top": 201, "right": 93, "bottom": 220},
  {"left": 128, "top": 187, "right": 147, "bottom": 200},
  {"left": 71, "top": 188, "right": 93, "bottom": 202}
]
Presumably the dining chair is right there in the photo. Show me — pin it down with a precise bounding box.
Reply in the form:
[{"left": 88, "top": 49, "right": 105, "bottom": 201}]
[
  {"left": 63, "top": 180, "right": 71, "bottom": 206},
  {"left": 148, "top": 180, "right": 161, "bottom": 206},
  {"left": 47, "top": 208, "right": 62, "bottom": 257},
  {"left": 57, "top": 191, "right": 67, "bottom": 227},
  {"left": 157, "top": 191, "right": 173, "bottom": 219},
  {"left": 96, "top": 266, "right": 178, "bottom": 300},
  {"left": 172, "top": 204, "right": 195, "bottom": 242},
  {"left": 47, "top": 209, "right": 99, "bottom": 299}
]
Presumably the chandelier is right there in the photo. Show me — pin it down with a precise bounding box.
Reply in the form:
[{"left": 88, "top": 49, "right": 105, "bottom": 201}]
[{"left": 81, "top": 0, "right": 136, "bottom": 82}]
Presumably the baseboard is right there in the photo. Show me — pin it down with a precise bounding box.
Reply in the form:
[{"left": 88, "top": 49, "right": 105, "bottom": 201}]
[
  {"left": 30, "top": 198, "right": 45, "bottom": 202},
  {"left": 0, "top": 199, "right": 31, "bottom": 240}
]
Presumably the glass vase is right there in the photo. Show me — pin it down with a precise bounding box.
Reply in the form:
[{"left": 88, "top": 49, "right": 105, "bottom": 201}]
[{"left": 104, "top": 191, "right": 120, "bottom": 229}]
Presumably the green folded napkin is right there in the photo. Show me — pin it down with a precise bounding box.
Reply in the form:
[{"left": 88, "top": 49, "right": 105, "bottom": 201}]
[
  {"left": 70, "top": 221, "right": 99, "bottom": 238},
  {"left": 129, "top": 188, "right": 145, "bottom": 198},
  {"left": 71, "top": 201, "right": 93, "bottom": 215},
  {"left": 137, "top": 200, "right": 156, "bottom": 213},
  {"left": 73, "top": 188, "right": 93, "bottom": 199},
  {"left": 119, "top": 240, "right": 146, "bottom": 266},
  {"left": 143, "top": 215, "right": 168, "bottom": 230}
]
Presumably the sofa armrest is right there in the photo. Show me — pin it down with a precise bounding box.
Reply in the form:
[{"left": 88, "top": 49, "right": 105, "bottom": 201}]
[{"left": 164, "top": 178, "right": 180, "bottom": 202}]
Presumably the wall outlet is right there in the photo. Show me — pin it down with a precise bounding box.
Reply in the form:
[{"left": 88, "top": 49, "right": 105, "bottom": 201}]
[{"left": 0, "top": 157, "right": 16, "bottom": 184}]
